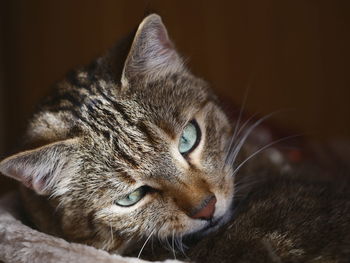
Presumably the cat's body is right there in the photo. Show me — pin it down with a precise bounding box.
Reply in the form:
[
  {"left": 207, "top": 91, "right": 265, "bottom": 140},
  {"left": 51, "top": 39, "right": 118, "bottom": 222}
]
[
  {"left": 0, "top": 14, "right": 349, "bottom": 263},
  {"left": 134, "top": 161, "right": 350, "bottom": 262},
  {"left": 189, "top": 171, "right": 350, "bottom": 263}
]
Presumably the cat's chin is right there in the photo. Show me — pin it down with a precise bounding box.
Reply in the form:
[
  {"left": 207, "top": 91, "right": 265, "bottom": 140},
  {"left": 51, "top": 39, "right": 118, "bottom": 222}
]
[
  {"left": 198, "top": 216, "right": 225, "bottom": 235},
  {"left": 187, "top": 207, "right": 234, "bottom": 238}
]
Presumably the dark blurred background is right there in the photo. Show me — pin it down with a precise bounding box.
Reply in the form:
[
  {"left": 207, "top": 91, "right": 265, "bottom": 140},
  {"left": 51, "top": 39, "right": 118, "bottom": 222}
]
[{"left": 0, "top": 0, "right": 349, "bottom": 195}]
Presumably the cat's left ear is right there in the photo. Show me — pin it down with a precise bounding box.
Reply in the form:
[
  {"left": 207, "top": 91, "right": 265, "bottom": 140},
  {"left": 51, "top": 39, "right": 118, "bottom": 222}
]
[
  {"left": 0, "top": 139, "right": 79, "bottom": 196},
  {"left": 121, "top": 14, "right": 185, "bottom": 85}
]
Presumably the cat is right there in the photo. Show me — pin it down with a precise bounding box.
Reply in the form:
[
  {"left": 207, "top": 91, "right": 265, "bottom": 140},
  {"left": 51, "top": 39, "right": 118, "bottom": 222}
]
[
  {"left": 1, "top": 14, "right": 349, "bottom": 263},
  {"left": 0, "top": 14, "right": 235, "bottom": 253}
]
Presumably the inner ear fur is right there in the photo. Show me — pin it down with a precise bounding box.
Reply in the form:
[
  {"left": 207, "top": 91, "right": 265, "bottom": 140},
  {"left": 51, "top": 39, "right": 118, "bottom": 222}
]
[
  {"left": 121, "top": 14, "right": 185, "bottom": 85},
  {"left": 0, "top": 138, "right": 79, "bottom": 196}
]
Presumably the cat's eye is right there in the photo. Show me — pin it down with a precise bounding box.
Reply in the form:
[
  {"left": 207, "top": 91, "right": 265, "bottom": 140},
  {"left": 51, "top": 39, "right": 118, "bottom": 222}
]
[
  {"left": 178, "top": 120, "right": 201, "bottom": 155},
  {"left": 115, "top": 186, "right": 148, "bottom": 207}
]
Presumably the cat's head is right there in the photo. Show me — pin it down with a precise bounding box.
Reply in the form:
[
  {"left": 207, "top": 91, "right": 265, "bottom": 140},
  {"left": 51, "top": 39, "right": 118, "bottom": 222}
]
[{"left": 0, "top": 14, "right": 234, "bottom": 252}]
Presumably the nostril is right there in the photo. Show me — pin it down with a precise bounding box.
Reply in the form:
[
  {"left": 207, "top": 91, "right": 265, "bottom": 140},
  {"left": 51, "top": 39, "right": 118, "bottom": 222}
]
[{"left": 190, "top": 195, "right": 217, "bottom": 220}]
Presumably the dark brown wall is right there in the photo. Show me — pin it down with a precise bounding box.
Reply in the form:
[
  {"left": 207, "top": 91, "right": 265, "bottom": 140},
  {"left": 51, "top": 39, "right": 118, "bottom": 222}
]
[{"left": 1, "top": 0, "right": 349, "bottom": 194}]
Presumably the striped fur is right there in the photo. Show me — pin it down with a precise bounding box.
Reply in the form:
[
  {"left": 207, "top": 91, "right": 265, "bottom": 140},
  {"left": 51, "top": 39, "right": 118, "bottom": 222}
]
[{"left": 0, "top": 15, "right": 234, "bottom": 253}]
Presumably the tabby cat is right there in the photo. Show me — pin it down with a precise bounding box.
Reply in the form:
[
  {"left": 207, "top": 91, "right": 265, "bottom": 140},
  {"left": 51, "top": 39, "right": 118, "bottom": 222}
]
[{"left": 0, "top": 14, "right": 349, "bottom": 263}]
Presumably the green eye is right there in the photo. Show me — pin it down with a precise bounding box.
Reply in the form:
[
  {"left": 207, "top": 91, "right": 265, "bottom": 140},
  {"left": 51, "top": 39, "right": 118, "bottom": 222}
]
[
  {"left": 178, "top": 120, "right": 201, "bottom": 155},
  {"left": 115, "top": 186, "right": 147, "bottom": 207}
]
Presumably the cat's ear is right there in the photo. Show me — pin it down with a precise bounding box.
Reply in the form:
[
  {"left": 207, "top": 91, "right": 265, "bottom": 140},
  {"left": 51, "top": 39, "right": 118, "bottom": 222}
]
[
  {"left": 121, "top": 14, "right": 184, "bottom": 85},
  {"left": 0, "top": 139, "right": 79, "bottom": 196}
]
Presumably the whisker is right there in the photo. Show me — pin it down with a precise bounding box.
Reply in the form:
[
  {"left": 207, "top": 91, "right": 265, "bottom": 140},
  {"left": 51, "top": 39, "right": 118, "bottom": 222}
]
[
  {"left": 109, "top": 221, "right": 114, "bottom": 246},
  {"left": 166, "top": 236, "right": 172, "bottom": 252},
  {"left": 227, "top": 111, "right": 283, "bottom": 167},
  {"left": 177, "top": 235, "right": 186, "bottom": 256},
  {"left": 234, "top": 113, "right": 259, "bottom": 142},
  {"left": 232, "top": 172, "right": 269, "bottom": 206},
  {"left": 157, "top": 222, "right": 175, "bottom": 254},
  {"left": 109, "top": 200, "right": 114, "bottom": 247},
  {"left": 231, "top": 86, "right": 251, "bottom": 145},
  {"left": 231, "top": 134, "right": 301, "bottom": 177},
  {"left": 225, "top": 113, "right": 259, "bottom": 166},
  {"left": 172, "top": 230, "right": 177, "bottom": 259},
  {"left": 138, "top": 228, "right": 156, "bottom": 259}
]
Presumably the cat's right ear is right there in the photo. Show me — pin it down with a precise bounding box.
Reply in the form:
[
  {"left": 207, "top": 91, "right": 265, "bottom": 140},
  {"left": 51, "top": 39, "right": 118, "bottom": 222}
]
[
  {"left": 121, "top": 14, "right": 185, "bottom": 86},
  {"left": 0, "top": 139, "right": 79, "bottom": 196}
]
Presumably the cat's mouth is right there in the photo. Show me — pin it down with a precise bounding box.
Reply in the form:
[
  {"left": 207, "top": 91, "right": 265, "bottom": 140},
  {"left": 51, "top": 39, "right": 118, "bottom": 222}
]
[{"left": 196, "top": 215, "right": 225, "bottom": 235}]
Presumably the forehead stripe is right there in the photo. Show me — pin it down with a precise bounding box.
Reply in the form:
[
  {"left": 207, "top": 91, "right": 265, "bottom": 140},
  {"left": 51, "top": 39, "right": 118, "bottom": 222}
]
[
  {"left": 95, "top": 84, "right": 134, "bottom": 126},
  {"left": 112, "top": 137, "right": 139, "bottom": 168}
]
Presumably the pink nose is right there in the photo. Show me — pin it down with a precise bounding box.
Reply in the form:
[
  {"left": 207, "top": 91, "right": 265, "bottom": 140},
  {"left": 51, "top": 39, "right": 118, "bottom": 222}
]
[{"left": 190, "top": 196, "right": 217, "bottom": 220}]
